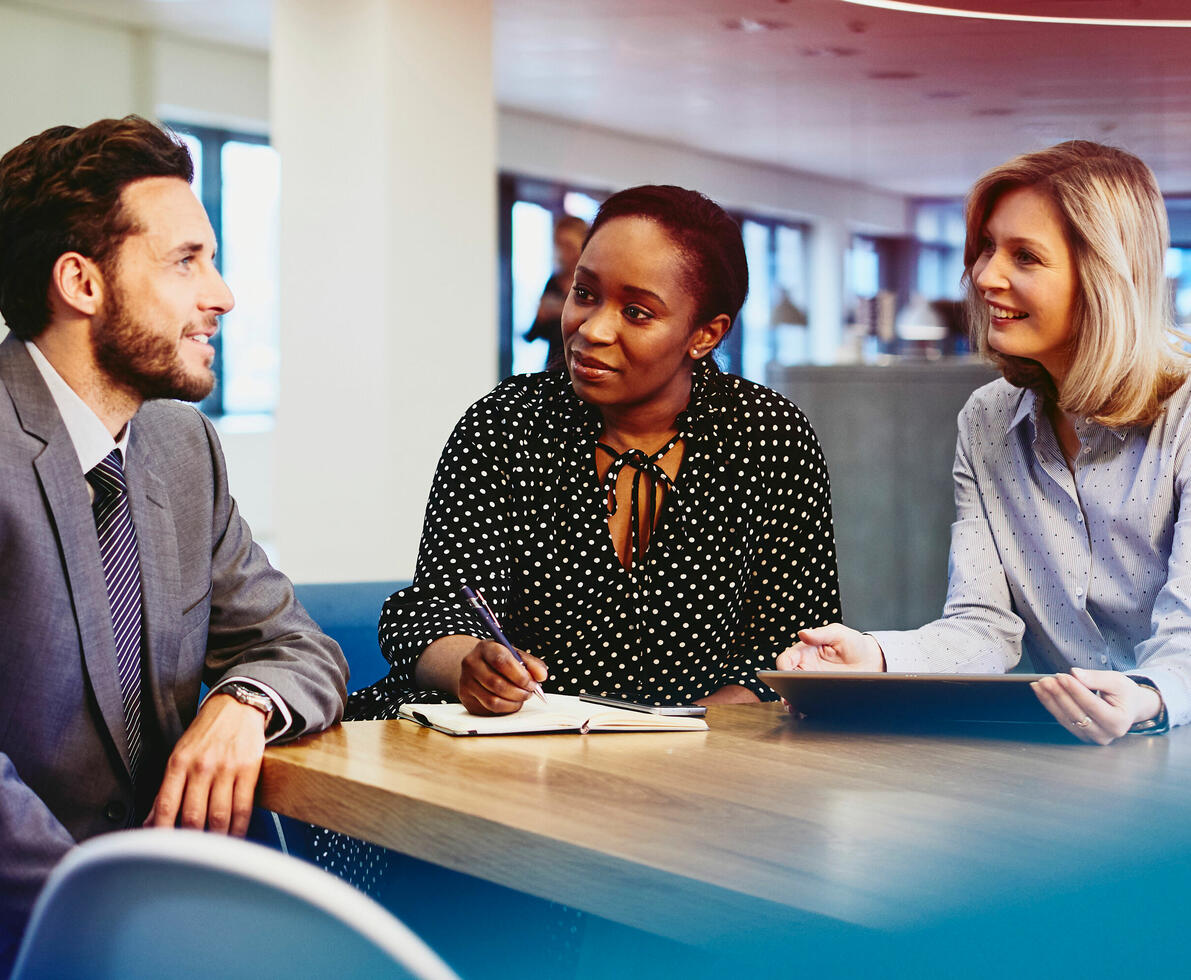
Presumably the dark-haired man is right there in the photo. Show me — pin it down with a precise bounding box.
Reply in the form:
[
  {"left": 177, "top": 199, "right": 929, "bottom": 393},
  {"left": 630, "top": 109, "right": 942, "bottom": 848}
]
[{"left": 0, "top": 116, "right": 348, "bottom": 968}]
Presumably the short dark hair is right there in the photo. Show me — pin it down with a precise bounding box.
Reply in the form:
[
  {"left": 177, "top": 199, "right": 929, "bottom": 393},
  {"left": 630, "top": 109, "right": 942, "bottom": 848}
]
[
  {"left": 586, "top": 185, "right": 748, "bottom": 330},
  {"left": 0, "top": 115, "right": 193, "bottom": 340}
]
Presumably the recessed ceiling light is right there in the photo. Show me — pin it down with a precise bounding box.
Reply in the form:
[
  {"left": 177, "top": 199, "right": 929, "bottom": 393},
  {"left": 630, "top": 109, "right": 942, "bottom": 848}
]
[
  {"left": 836, "top": 0, "right": 1191, "bottom": 28},
  {"left": 801, "top": 46, "right": 861, "bottom": 57},
  {"left": 723, "top": 17, "right": 788, "bottom": 32}
]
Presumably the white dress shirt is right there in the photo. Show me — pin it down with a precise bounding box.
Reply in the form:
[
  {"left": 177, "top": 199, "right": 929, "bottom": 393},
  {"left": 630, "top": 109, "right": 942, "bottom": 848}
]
[{"left": 25, "top": 340, "right": 127, "bottom": 480}]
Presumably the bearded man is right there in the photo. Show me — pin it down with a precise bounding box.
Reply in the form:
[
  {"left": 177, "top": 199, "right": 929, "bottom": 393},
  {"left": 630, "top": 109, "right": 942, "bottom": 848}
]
[{"left": 0, "top": 116, "right": 348, "bottom": 970}]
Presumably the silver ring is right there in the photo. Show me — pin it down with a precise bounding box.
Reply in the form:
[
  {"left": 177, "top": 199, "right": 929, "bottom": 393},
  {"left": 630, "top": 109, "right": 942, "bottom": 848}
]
[{"left": 1073, "top": 716, "right": 1092, "bottom": 728}]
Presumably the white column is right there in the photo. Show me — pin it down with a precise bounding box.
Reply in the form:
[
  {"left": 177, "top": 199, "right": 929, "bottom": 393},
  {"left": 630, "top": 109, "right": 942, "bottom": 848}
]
[
  {"left": 809, "top": 217, "right": 846, "bottom": 364},
  {"left": 271, "top": 0, "right": 496, "bottom": 582}
]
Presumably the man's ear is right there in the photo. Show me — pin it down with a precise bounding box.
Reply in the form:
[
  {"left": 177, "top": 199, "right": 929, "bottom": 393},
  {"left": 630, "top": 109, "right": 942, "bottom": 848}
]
[
  {"left": 689, "top": 313, "right": 731, "bottom": 362},
  {"left": 50, "top": 252, "right": 105, "bottom": 318}
]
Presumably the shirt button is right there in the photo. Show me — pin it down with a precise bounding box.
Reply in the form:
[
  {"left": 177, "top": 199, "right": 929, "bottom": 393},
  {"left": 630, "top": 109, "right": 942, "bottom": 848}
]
[
  {"left": 1077, "top": 514, "right": 1085, "bottom": 523},
  {"left": 1100, "top": 655, "right": 1109, "bottom": 665},
  {"left": 1075, "top": 587, "right": 1084, "bottom": 597},
  {"left": 104, "top": 800, "right": 128, "bottom": 823},
  {"left": 1082, "top": 446, "right": 1091, "bottom": 455}
]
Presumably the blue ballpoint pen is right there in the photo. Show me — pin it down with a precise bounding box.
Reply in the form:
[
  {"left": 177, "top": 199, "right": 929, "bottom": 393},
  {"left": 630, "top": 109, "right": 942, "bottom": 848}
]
[{"left": 461, "top": 586, "right": 548, "bottom": 704}]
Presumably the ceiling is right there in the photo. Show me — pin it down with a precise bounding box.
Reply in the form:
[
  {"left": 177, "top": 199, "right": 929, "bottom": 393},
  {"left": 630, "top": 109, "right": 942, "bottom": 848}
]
[{"left": 12, "top": 0, "right": 1191, "bottom": 196}]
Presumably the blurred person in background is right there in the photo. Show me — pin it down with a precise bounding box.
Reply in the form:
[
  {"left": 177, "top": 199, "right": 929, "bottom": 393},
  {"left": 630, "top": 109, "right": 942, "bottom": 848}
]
[{"left": 525, "top": 214, "right": 588, "bottom": 369}]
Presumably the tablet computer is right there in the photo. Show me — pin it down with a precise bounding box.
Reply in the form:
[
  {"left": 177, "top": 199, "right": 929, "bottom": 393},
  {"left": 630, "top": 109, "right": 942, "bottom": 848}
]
[{"left": 756, "top": 670, "right": 1057, "bottom": 725}]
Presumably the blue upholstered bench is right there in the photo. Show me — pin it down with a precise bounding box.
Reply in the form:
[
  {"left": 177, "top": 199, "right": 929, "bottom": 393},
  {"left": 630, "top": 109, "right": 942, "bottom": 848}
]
[{"left": 293, "top": 581, "right": 408, "bottom": 694}]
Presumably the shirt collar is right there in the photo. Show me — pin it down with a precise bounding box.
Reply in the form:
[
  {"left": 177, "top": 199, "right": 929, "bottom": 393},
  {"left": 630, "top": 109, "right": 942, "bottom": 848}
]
[
  {"left": 25, "top": 340, "right": 131, "bottom": 473},
  {"left": 1004, "top": 383, "right": 1129, "bottom": 444},
  {"left": 556, "top": 357, "right": 725, "bottom": 440},
  {"left": 1006, "top": 386, "right": 1037, "bottom": 436},
  {"left": 674, "top": 357, "right": 719, "bottom": 437}
]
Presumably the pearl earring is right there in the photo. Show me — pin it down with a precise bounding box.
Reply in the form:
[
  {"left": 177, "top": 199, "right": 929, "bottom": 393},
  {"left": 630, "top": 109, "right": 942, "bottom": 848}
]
[{"left": 691, "top": 349, "right": 701, "bottom": 358}]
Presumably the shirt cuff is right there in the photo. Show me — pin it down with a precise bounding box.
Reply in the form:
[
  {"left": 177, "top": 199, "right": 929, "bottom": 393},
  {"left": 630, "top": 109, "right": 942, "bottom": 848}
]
[
  {"left": 204, "top": 676, "right": 294, "bottom": 743},
  {"left": 866, "top": 631, "right": 914, "bottom": 672}
]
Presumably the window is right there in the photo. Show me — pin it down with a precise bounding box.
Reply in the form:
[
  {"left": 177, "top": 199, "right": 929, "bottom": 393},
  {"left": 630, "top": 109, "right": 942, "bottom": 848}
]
[
  {"left": 843, "top": 201, "right": 969, "bottom": 359},
  {"left": 1170, "top": 248, "right": 1191, "bottom": 328},
  {"left": 167, "top": 122, "right": 280, "bottom": 419},
  {"left": 846, "top": 235, "right": 881, "bottom": 300},
  {"left": 737, "top": 218, "right": 812, "bottom": 378},
  {"left": 845, "top": 234, "right": 895, "bottom": 356},
  {"left": 1168, "top": 197, "right": 1191, "bottom": 332},
  {"left": 911, "top": 199, "right": 965, "bottom": 301},
  {"left": 499, "top": 175, "right": 605, "bottom": 378}
]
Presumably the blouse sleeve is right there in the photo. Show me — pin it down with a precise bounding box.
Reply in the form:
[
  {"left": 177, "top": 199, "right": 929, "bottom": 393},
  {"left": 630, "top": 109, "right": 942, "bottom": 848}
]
[
  {"left": 1127, "top": 429, "right": 1191, "bottom": 728},
  {"left": 870, "top": 411, "right": 1025, "bottom": 673},
  {"left": 375, "top": 395, "right": 518, "bottom": 691},
  {"left": 717, "top": 402, "right": 842, "bottom": 699}
]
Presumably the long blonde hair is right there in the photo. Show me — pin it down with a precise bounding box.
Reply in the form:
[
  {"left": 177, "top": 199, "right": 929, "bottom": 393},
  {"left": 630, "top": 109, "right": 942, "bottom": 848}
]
[{"left": 964, "top": 140, "right": 1186, "bottom": 427}]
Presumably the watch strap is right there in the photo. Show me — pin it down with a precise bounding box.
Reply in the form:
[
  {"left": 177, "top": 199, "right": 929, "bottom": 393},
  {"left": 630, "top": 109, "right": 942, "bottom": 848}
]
[
  {"left": 1126, "top": 677, "right": 1169, "bottom": 735},
  {"left": 222, "top": 681, "right": 276, "bottom": 726}
]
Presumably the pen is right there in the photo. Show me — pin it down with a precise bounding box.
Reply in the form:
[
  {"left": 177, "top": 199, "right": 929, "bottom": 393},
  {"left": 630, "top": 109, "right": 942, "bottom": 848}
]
[{"left": 461, "top": 585, "right": 548, "bottom": 704}]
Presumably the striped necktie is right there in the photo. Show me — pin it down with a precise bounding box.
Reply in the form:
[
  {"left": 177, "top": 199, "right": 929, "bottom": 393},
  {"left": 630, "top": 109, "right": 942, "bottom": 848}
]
[{"left": 87, "top": 449, "right": 144, "bottom": 781}]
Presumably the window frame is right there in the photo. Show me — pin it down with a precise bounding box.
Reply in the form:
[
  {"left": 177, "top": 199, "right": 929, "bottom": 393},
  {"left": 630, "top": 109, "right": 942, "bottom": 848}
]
[{"left": 164, "top": 120, "right": 271, "bottom": 418}]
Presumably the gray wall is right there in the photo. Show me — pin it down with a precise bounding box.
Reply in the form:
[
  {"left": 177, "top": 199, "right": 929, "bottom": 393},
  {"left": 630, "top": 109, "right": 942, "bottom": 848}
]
[{"left": 771, "top": 362, "right": 998, "bottom": 630}]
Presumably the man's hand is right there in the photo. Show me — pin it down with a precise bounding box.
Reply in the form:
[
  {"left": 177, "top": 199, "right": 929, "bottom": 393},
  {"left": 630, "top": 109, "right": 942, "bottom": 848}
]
[
  {"left": 458, "top": 640, "right": 549, "bottom": 716},
  {"left": 145, "top": 693, "right": 268, "bottom": 835}
]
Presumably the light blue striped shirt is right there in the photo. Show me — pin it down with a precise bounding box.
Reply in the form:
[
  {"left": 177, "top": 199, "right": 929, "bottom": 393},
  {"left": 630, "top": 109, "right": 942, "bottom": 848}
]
[{"left": 873, "top": 375, "right": 1191, "bottom": 728}]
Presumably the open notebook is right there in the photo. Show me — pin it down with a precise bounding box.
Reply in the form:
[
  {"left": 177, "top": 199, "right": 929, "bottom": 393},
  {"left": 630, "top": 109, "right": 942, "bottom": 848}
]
[{"left": 398, "top": 693, "right": 709, "bottom": 736}]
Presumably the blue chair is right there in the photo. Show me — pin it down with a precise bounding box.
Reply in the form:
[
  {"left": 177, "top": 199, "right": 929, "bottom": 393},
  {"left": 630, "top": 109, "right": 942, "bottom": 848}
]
[
  {"left": 293, "top": 581, "right": 407, "bottom": 693},
  {"left": 11, "top": 828, "right": 461, "bottom": 980}
]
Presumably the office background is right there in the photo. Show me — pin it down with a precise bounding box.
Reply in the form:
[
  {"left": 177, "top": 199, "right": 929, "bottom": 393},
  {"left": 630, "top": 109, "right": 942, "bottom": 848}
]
[{"left": 1, "top": 0, "right": 1188, "bottom": 629}]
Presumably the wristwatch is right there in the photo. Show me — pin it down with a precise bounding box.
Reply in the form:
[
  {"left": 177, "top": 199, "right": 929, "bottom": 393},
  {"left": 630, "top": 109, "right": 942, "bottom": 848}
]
[
  {"left": 221, "top": 682, "right": 276, "bottom": 728},
  {"left": 1127, "top": 677, "right": 1169, "bottom": 735}
]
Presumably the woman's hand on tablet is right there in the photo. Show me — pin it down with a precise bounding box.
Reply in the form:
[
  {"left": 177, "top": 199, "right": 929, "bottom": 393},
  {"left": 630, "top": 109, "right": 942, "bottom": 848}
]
[
  {"left": 775, "top": 625, "right": 886, "bottom": 715},
  {"left": 1030, "top": 668, "right": 1163, "bottom": 745},
  {"left": 777, "top": 624, "right": 886, "bottom": 673}
]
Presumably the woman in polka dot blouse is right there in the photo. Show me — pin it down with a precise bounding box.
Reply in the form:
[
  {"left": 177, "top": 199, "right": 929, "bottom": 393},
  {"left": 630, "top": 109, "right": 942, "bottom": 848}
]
[
  {"left": 351, "top": 184, "right": 841, "bottom": 719},
  {"left": 781, "top": 141, "right": 1191, "bottom": 745}
]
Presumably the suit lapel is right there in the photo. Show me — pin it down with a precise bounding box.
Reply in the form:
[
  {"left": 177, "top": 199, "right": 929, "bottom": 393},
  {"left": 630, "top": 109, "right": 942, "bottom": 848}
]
[
  {"left": 0, "top": 336, "right": 134, "bottom": 776},
  {"left": 125, "top": 435, "right": 184, "bottom": 742}
]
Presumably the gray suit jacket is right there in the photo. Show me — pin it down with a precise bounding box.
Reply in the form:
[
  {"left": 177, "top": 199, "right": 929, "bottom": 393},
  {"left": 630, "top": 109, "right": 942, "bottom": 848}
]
[{"left": 0, "top": 334, "right": 348, "bottom": 961}]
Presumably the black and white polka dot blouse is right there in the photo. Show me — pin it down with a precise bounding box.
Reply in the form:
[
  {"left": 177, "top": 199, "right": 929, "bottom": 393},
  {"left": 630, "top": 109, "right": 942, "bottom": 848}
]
[{"left": 348, "top": 360, "right": 840, "bottom": 717}]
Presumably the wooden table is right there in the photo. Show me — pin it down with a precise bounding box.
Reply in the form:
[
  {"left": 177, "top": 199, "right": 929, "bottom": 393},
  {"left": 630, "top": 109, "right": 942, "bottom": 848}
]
[{"left": 259, "top": 705, "right": 1191, "bottom": 962}]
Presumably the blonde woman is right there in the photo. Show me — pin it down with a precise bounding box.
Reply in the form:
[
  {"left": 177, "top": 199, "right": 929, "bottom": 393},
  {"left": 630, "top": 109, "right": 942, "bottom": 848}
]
[{"left": 780, "top": 141, "right": 1190, "bottom": 744}]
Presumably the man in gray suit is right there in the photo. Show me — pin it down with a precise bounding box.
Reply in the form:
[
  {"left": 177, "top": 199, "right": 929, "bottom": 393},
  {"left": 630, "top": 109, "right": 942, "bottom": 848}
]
[{"left": 0, "top": 116, "right": 349, "bottom": 968}]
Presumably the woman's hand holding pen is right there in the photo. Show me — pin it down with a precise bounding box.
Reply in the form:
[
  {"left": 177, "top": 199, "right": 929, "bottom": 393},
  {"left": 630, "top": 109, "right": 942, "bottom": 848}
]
[{"left": 458, "top": 640, "right": 550, "bottom": 716}]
